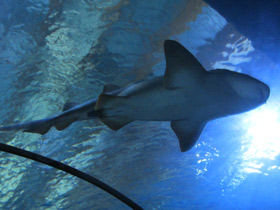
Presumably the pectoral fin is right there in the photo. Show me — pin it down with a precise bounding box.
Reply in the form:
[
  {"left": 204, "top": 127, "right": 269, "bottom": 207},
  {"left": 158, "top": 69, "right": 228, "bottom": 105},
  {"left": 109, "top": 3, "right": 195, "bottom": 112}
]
[{"left": 171, "top": 119, "right": 207, "bottom": 152}]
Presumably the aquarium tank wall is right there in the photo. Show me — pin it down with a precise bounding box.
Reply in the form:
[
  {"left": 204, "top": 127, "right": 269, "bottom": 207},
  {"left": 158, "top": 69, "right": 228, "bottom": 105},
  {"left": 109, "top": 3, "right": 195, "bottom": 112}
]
[{"left": 0, "top": 0, "right": 279, "bottom": 209}]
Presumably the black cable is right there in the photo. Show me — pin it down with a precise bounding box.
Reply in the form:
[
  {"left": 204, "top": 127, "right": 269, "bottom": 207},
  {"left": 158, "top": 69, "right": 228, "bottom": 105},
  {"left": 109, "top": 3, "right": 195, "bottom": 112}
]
[{"left": 0, "top": 143, "right": 144, "bottom": 210}]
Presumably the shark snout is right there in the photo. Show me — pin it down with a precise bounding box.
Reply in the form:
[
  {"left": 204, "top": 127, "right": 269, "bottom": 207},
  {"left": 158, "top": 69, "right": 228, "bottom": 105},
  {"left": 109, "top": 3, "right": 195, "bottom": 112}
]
[{"left": 259, "top": 83, "right": 270, "bottom": 103}]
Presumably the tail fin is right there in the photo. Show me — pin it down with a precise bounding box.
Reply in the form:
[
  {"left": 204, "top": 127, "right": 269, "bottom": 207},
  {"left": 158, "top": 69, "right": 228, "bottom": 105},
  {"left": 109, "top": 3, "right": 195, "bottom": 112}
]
[
  {"left": 0, "top": 117, "right": 77, "bottom": 135},
  {"left": 23, "top": 121, "right": 52, "bottom": 134},
  {"left": 0, "top": 118, "right": 54, "bottom": 135},
  {"left": 95, "top": 94, "right": 132, "bottom": 130}
]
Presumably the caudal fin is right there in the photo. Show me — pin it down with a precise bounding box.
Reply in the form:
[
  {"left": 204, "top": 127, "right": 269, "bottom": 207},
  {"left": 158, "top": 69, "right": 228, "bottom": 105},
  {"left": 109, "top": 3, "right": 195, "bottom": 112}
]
[
  {"left": 0, "top": 118, "right": 54, "bottom": 135},
  {"left": 95, "top": 94, "right": 132, "bottom": 130}
]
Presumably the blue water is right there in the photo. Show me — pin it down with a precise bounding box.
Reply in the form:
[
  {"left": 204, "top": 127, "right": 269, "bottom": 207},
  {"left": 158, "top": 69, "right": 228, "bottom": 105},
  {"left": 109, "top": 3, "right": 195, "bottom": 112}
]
[{"left": 0, "top": 0, "right": 279, "bottom": 209}]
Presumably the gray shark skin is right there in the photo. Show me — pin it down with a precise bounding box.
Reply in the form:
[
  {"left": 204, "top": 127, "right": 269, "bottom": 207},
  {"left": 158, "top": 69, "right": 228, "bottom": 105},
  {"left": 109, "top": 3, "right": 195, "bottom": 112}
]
[
  {"left": 0, "top": 40, "right": 270, "bottom": 152},
  {"left": 0, "top": 99, "right": 97, "bottom": 135},
  {"left": 0, "top": 86, "right": 123, "bottom": 135},
  {"left": 95, "top": 40, "right": 270, "bottom": 152}
]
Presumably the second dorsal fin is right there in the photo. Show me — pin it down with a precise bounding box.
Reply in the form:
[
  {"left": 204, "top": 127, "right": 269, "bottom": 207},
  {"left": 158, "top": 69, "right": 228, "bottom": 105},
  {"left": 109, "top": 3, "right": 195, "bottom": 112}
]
[
  {"left": 63, "top": 102, "right": 78, "bottom": 111},
  {"left": 102, "top": 84, "right": 121, "bottom": 94}
]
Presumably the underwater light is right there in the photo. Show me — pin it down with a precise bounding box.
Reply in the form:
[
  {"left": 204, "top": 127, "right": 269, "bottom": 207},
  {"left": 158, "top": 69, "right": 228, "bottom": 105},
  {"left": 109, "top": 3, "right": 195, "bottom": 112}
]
[{"left": 242, "top": 103, "right": 280, "bottom": 161}]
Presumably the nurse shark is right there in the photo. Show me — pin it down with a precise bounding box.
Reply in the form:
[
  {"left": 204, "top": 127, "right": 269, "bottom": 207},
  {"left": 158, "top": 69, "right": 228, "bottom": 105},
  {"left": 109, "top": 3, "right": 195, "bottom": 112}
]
[{"left": 0, "top": 40, "right": 270, "bottom": 152}]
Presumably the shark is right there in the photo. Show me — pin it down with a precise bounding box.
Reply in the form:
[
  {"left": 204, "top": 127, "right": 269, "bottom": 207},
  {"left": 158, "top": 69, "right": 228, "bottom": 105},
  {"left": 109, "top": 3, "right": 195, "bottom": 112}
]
[{"left": 0, "top": 40, "right": 270, "bottom": 152}]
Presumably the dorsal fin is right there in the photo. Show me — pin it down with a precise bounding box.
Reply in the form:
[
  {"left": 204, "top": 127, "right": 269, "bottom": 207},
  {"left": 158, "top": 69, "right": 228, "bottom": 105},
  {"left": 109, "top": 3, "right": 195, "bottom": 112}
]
[
  {"left": 102, "top": 84, "right": 121, "bottom": 94},
  {"left": 163, "top": 40, "right": 206, "bottom": 89},
  {"left": 63, "top": 102, "right": 78, "bottom": 111}
]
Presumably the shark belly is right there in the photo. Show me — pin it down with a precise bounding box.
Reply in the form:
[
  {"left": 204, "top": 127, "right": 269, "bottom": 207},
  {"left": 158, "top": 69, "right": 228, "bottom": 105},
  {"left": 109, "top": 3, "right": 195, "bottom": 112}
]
[
  {"left": 123, "top": 86, "right": 199, "bottom": 122},
  {"left": 92, "top": 40, "right": 270, "bottom": 152}
]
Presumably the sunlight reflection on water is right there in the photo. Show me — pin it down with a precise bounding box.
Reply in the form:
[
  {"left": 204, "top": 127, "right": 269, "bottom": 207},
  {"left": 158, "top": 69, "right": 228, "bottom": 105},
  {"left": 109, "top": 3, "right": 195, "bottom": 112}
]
[{"left": 241, "top": 100, "right": 280, "bottom": 172}]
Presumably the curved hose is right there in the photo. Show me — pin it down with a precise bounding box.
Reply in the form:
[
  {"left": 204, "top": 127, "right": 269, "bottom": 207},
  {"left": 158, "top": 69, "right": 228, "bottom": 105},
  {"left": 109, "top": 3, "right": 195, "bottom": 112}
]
[{"left": 0, "top": 143, "right": 144, "bottom": 210}]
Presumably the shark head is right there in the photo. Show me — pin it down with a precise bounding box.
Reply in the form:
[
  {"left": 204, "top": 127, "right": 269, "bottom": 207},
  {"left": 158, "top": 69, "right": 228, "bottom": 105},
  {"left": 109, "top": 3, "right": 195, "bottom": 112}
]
[
  {"left": 218, "top": 69, "right": 270, "bottom": 112},
  {"left": 229, "top": 72, "right": 269, "bottom": 102}
]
